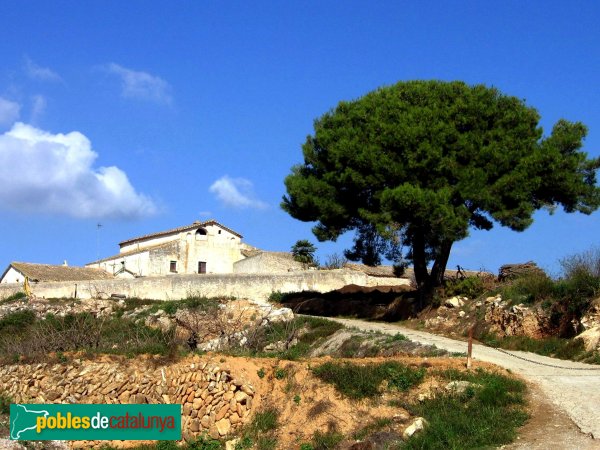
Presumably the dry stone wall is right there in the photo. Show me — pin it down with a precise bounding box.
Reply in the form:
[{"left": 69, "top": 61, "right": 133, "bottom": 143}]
[{"left": 0, "top": 355, "right": 255, "bottom": 448}]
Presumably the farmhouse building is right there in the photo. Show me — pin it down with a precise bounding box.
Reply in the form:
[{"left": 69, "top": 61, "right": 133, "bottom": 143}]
[
  {"left": 86, "top": 220, "right": 260, "bottom": 277},
  {"left": 0, "top": 262, "right": 113, "bottom": 284}
]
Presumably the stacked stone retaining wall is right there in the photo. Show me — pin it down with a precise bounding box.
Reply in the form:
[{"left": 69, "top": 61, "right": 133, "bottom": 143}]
[{"left": 0, "top": 356, "right": 255, "bottom": 448}]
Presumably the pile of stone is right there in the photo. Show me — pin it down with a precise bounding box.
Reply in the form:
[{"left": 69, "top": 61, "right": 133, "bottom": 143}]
[
  {"left": 498, "top": 262, "right": 545, "bottom": 282},
  {"left": 0, "top": 355, "right": 255, "bottom": 448}
]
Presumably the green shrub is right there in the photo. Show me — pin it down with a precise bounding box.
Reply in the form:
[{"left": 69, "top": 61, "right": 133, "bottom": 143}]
[
  {"left": 0, "top": 391, "right": 13, "bottom": 414},
  {"left": 313, "top": 361, "right": 425, "bottom": 399},
  {"left": 268, "top": 291, "right": 286, "bottom": 303},
  {"left": 0, "top": 309, "right": 36, "bottom": 333},
  {"left": 445, "top": 276, "right": 486, "bottom": 299},
  {"left": 0, "top": 291, "right": 27, "bottom": 304},
  {"left": 499, "top": 272, "right": 556, "bottom": 305}
]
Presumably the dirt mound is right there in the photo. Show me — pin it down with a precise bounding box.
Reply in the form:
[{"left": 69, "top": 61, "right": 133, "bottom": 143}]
[
  {"left": 336, "top": 284, "right": 414, "bottom": 295},
  {"left": 281, "top": 285, "right": 418, "bottom": 321}
]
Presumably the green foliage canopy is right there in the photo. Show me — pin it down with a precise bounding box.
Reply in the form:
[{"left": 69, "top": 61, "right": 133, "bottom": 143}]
[
  {"left": 291, "top": 239, "right": 317, "bottom": 266},
  {"left": 282, "top": 80, "right": 600, "bottom": 294}
]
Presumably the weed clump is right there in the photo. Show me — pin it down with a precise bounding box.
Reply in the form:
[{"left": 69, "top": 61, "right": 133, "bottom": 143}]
[{"left": 313, "top": 361, "right": 425, "bottom": 399}]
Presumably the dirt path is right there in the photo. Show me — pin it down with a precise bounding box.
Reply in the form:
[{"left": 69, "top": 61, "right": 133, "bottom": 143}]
[{"left": 323, "top": 317, "right": 600, "bottom": 442}]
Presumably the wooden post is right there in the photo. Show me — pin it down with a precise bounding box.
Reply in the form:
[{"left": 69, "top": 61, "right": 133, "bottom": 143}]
[{"left": 467, "top": 326, "right": 473, "bottom": 369}]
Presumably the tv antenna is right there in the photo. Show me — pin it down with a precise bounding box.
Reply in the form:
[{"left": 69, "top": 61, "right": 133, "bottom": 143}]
[{"left": 96, "top": 223, "right": 103, "bottom": 262}]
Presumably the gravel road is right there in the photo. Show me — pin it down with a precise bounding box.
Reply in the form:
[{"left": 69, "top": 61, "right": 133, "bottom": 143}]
[{"left": 324, "top": 317, "right": 600, "bottom": 440}]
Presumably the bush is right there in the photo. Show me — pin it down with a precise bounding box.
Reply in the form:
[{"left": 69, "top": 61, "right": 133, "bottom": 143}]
[
  {"left": 0, "top": 312, "right": 178, "bottom": 362},
  {"left": 313, "top": 361, "right": 425, "bottom": 399},
  {"left": 0, "top": 391, "right": 13, "bottom": 414},
  {"left": 0, "top": 309, "right": 36, "bottom": 333},
  {"left": 499, "top": 272, "right": 556, "bottom": 305},
  {"left": 0, "top": 291, "right": 27, "bottom": 304},
  {"left": 321, "top": 253, "right": 348, "bottom": 270},
  {"left": 445, "top": 276, "right": 485, "bottom": 299}
]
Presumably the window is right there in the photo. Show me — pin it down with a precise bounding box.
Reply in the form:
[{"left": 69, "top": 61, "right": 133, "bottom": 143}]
[
  {"left": 198, "top": 261, "right": 207, "bottom": 274},
  {"left": 195, "top": 228, "right": 208, "bottom": 240},
  {"left": 169, "top": 261, "right": 177, "bottom": 273}
]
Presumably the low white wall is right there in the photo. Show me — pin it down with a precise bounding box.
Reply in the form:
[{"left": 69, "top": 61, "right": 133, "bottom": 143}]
[{"left": 0, "top": 270, "right": 410, "bottom": 303}]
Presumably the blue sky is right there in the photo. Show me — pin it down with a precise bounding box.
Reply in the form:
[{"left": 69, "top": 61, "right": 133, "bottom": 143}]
[{"left": 0, "top": 1, "right": 599, "bottom": 276}]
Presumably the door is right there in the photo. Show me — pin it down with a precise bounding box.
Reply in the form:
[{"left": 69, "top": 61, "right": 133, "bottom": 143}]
[{"left": 198, "top": 261, "right": 207, "bottom": 274}]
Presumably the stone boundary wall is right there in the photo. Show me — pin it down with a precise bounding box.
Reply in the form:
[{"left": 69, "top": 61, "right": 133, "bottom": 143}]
[
  {"left": 0, "top": 270, "right": 410, "bottom": 302},
  {"left": 0, "top": 356, "right": 254, "bottom": 448}
]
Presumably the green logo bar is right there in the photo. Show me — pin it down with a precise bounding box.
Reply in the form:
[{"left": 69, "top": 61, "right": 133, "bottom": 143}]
[{"left": 10, "top": 404, "right": 181, "bottom": 441}]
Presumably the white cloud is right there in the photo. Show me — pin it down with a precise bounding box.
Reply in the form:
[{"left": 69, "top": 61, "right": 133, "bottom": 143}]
[
  {"left": 0, "top": 97, "right": 20, "bottom": 126},
  {"left": 24, "top": 57, "right": 62, "bottom": 82},
  {"left": 0, "top": 123, "right": 157, "bottom": 219},
  {"left": 30, "top": 95, "right": 46, "bottom": 123},
  {"left": 209, "top": 176, "right": 268, "bottom": 210},
  {"left": 105, "top": 63, "right": 173, "bottom": 104}
]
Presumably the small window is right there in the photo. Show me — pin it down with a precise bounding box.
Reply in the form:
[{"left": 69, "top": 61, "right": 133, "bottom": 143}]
[
  {"left": 169, "top": 261, "right": 177, "bottom": 273},
  {"left": 198, "top": 261, "right": 207, "bottom": 274},
  {"left": 218, "top": 230, "right": 221, "bottom": 234},
  {"left": 195, "top": 228, "right": 208, "bottom": 240}
]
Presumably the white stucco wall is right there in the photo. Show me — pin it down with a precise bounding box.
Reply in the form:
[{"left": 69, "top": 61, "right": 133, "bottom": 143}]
[
  {"left": 88, "top": 224, "right": 246, "bottom": 277},
  {"left": 0, "top": 267, "right": 24, "bottom": 284},
  {"left": 87, "top": 251, "right": 151, "bottom": 277},
  {"left": 0, "top": 270, "right": 410, "bottom": 303},
  {"left": 233, "top": 253, "right": 304, "bottom": 274}
]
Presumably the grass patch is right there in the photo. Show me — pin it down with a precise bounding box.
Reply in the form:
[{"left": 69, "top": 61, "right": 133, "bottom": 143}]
[
  {"left": 311, "top": 430, "right": 344, "bottom": 449},
  {"left": 236, "top": 407, "right": 279, "bottom": 450},
  {"left": 248, "top": 408, "right": 279, "bottom": 433},
  {"left": 401, "top": 368, "right": 527, "bottom": 449},
  {"left": 352, "top": 417, "right": 393, "bottom": 440},
  {"left": 476, "top": 330, "right": 599, "bottom": 364},
  {"left": 100, "top": 435, "right": 222, "bottom": 449},
  {"left": 313, "top": 361, "right": 425, "bottom": 399}
]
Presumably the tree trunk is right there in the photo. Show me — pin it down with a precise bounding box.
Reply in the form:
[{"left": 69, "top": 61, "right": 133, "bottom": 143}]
[
  {"left": 411, "top": 236, "right": 454, "bottom": 309},
  {"left": 411, "top": 230, "right": 430, "bottom": 290},
  {"left": 430, "top": 240, "right": 454, "bottom": 288}
]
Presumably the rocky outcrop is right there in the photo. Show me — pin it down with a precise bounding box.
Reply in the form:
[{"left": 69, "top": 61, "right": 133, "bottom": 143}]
[
  {"left": 0, "top": 355, "right": 255, "bottom": 448},
  {"left": 576, "top": 326, "right": 600, "bottom": 352},
  {"left": 581, "top": 298, "right": 600, "bottom": 331},
  {"left": 484, "top": 297, "right": 553, "bottom": 339},
  {"left": 444, "top": 296, "right": 466, "bottom": 308}
]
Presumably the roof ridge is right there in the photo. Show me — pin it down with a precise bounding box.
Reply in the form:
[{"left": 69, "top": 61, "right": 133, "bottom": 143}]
[{"left": 118, "top": 220, "right": 242, "bottom": 246}]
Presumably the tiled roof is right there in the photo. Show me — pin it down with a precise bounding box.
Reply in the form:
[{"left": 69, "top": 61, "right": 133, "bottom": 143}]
[
  {"left": 119, "top": 220, "right": 242, "bottom": 246},
  {"left": 6, "top": 262, "right": 113, "bottom": 282},
  {"left": 86, "top": 241, "right": 176, "bottom": 265}
]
